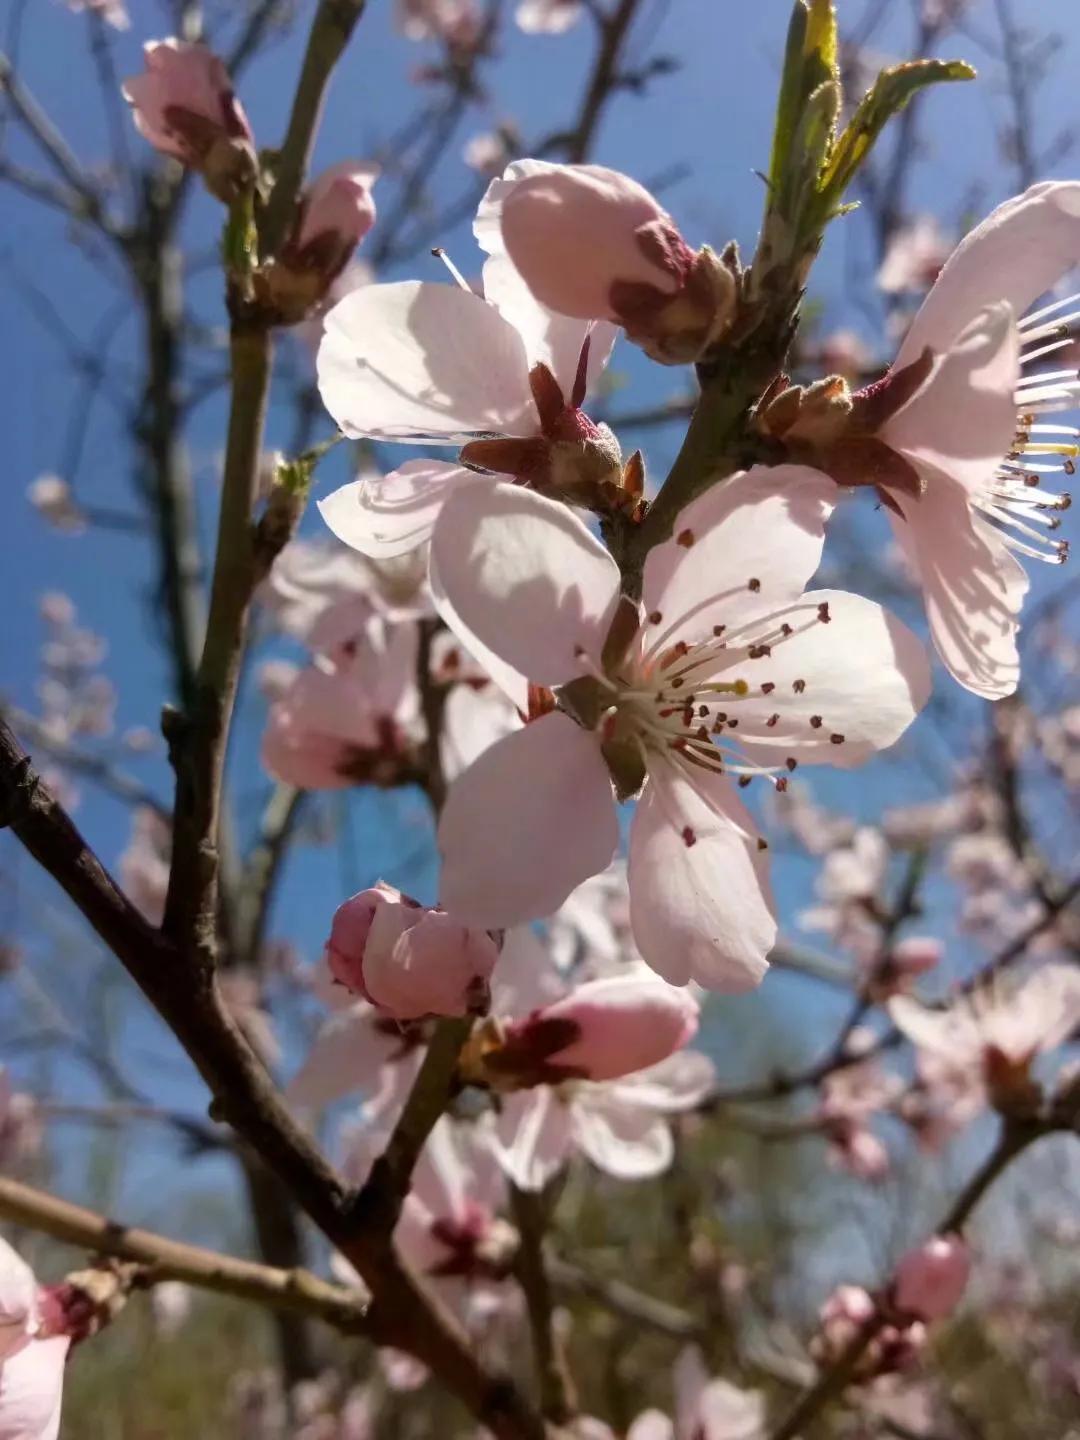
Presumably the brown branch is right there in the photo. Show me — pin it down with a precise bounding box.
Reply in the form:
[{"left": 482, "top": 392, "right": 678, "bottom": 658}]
[
  {"left": 0, "top": 1175, "right": 370, "bottom": 1335},
  {"left": 564, "top": 0, "right": 645, "bottom": 163},
  {"left": 0, "top": 51, "right": 122, "bottom": 244},
  {"left": 511, "top": 1185, "right": 577, "bottom": 1424},
  {"left": 2, "top": 709, "right": 170, "bottom": 820},
  {"left": 261, "top": 0, "right": 369, "bottom": 256},
  {"left": 235, "top": 783, "right": 305, "bottom": 968},
  {"left": 548, "top": 1254, "right": 703, "bottom": 1341},
  {"left": 0, "top": 721, "right": 543, "bottom": 1439}
]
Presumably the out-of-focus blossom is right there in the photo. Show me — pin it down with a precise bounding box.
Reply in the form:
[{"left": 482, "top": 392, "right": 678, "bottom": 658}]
[
  {"left": 149, "top": 1282, "right": 192, "bottom": 1338},
  {"left": 325, "top": 882, "right": 498, "bottom": 1021},
  {"left": 397, "top": 0, "right": 484, "bottom": 51},
  {"left": 65, "top": 0, "right": 129, "bottom": 28},
  {"left": 261, "top": 602, "right": 421, "bottom": 790},
  {"left": 871, "top": 936, "right": 942, "bottom": 999},
  {"left": 286, "top": 985, "right": 428, "bottom": 1113},
  {"left": 123, "top": 41, "right": 257, "bottom": 202},
  {"left": 812, "top": 1283, "right": 927, "bottom": 1378},
  {"left": 338, "top": 1114, "right": 515, "bottom": 1333},
  {"left": 317, "top": 214, "right": 623, "bottom": 555},
  {"left": 773, "top": 781, "right": 857, "bottom": 857},
  {"left": 892, "top": 1235, "right": 971, "bottom": 1321},
  {"left": 118, "top": 806, "right": 171, "bottom": 924},
  {"left": 799, "top": 827, "right": 888, "bottom": 954},
  {"left": 0, "top": 1069, "right": 42, "bottom": 1173},
  {"left": 898, "top": 1046, "right": 986, "bottom": 1150},
  {"left": 878, "top": 216, "right": 950, "bottom": 295},
  {"left": 515, "top": 0, "right": 583, "bottom": 34},
  {"left": 548, "top": 863, "right": 630, "bottom": 973},
  {"left": 432, "top": 472, "right": 929, "bottom": 989},
  {"left": 818, "top": 1054, "right": 902, "bottom": 1181},
  {"left": 27, "top": 475, "right": 84, "bottom": 533},
  {"left": 890, "top": 962, "right": 1080, "bottom": 1112},
  {"left": 34, "top": 596, "right": 115, "bottom": 748},
  {"left": 491, "top": 1048, "right": 716, "bottom": 1188},
  {"left": 263, "top": 535, "right": 430, "bottom": 640},
  {"left": 463, "top": 130, "right": 516, "bottom": 174},
  {"left": 627, "top": 1345, "right": 766, "bottom": 1440},
  {"left": 815, "top": 329, "right": 873, "bottom": 381},
  {"left": 258, "top": 164, "right": 379, "bottom": 324},
  {"left": 480, "top": 160, "right": 736, "bottom": 363}
]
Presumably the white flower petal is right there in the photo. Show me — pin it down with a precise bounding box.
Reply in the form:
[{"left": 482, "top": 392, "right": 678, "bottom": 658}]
[
  {"left": 641, "top": 466, "right": 836, "bottom": 648},
  {"left": 730, "top": 589, "right": 932, "bottom": 768},
  {"left": 889, "top": 481, "right": 1028, "bottom": 700},
  {"left": 317, "top": 280, "right": 536, "bottom": 442},
  {"left": 319, "top": 461, "right": 481, "bottom": 557},
  {"left": 491, "top": 1089, "right": 574, "bottom": 1191},
  {"left": 571, "top": 1089, "right": 674, "bottom": 1179}
]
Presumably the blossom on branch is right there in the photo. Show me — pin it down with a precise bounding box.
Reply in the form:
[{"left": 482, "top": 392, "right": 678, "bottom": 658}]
[
  {"left": 317, "top": 241, "right": 624, "bottom": 556},
  {"left": 765, "top": 183, "right": 1080, "bottom": 698},
  {"left": 325, "top": 881, "right": 499, "bottom": 1021},
  {"left": 430, "top": 469, "right": 931, "bottom": 989},
  {"left": 479, "top": 160, "right": 737, "bottom": 363},
  {"left": 627, "top": 1345, "right": 766, "bottom": 1440},
  {"left": 123, "top": 40, "right": 256, "bottom": 202}
]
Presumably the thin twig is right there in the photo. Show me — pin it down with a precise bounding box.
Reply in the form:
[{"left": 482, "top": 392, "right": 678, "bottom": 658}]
[
  {"left": 0, "top": 1175, "right": 370, "bottom": 1334},
  {"left": 511, "top": 1185, "right": 577, "bottom": 1424}
]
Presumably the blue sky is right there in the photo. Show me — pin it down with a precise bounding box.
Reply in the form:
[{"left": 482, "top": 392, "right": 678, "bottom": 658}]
[{"left": 2, "top": 0, "right": 1079, "bottom": 1227}]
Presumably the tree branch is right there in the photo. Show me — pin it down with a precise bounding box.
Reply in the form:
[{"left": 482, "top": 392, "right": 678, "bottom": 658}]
[
  {"left": 0, "top": 720, "right": 544, "bottom": 1440},
  {"left": 0, "top": 1175, "right": 370, "bottom": 1335},
  {"left": 261, "top": 0, "right": 369, "bottom": 255}
]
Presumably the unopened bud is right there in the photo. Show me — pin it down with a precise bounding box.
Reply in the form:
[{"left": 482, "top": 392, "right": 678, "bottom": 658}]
[
  {"left": 892, "top": 1235, "right": 970, "bottom": 1322},
  {"left": 483, "top": 971, "right": 698, "bottom": 1086},
  {"left": 123, "top": 40, "right": 256, "bottom": 203},
  {"left": 257, "top": 162, "right": 379, "bottom": 324},
  {"left": 326, "top": 882, "right": 497, "bottom": 1021}
]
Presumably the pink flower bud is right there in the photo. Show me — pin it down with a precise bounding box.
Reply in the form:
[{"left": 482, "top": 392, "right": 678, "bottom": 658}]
[
  {"left": 489, "top": 972, "right": 698, "bottom": 1086},
  {"left": 295, "top": 162, "right": 379, "bottom": 265},
  {"left": 489, "top": 162, "right": 738, "bottom": 363},
  {"left": 496, "top": 162, "right": 687, "bottom": 321},
  {"left": 259, "top": 163, "right": 379, "bottom": 322},
  {"left": 893, "top": 1235, "right": 970, "bottom": 1321},
  {"left": 123, "top": 40, "right": 256, "bottom": 202},
  {"left": 325, "top": 883, "right": 497, "bottom": 1021},
  {"left": 325, "top": 883, "right": 401, "bottom": 994}
]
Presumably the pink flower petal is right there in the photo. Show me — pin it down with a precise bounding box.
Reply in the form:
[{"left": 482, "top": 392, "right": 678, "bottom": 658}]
[
  {"left": 884, "top": 303, "right": 1020, "bottom": 495},
  {"left": 317, "top": 281, "right": 537, "bottom": 443},
  {"left": 438, "top": 712, "right": 618, "bottom": 928},
  {"left": 431, "top": 481, "right": 621, "bottom": 687},
  {"left": 319, "top": 461, "right": 481, "bottom": 557},
  {"left": 628, "top": 763, "right": 775, "bottom": 991},
  {"left": 641, "top": 466, "right": 836, "bottom": 648}
]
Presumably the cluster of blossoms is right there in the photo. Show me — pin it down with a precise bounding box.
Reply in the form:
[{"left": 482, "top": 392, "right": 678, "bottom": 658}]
[{"left": 10, "top": 16, "right": 1077, "bottom": 1439}]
